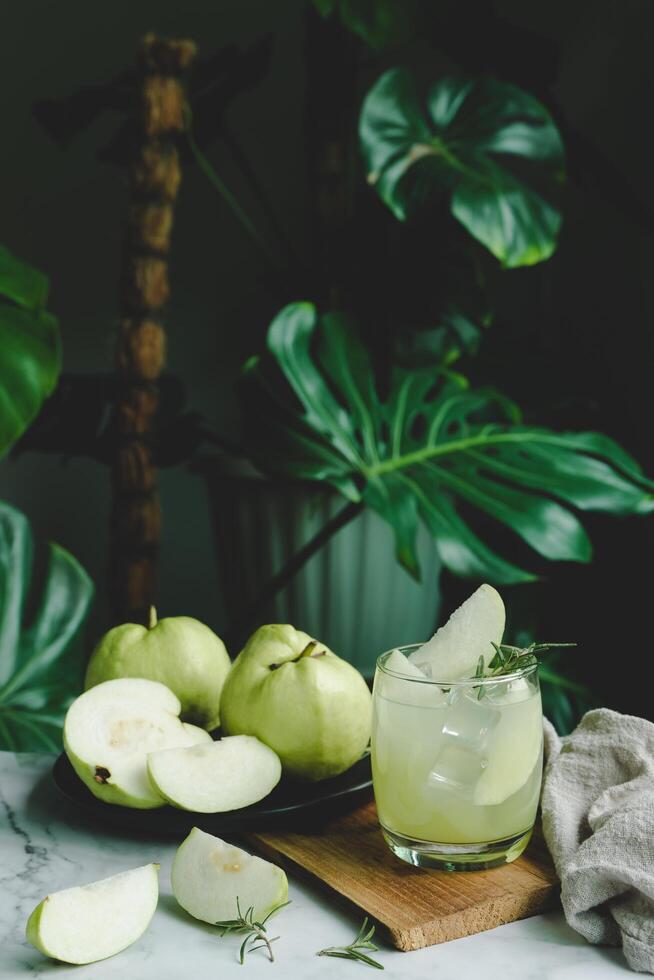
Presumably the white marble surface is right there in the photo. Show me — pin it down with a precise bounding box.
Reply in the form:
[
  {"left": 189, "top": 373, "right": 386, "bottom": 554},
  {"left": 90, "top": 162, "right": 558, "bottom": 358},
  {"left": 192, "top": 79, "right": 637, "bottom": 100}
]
[{"left": 0, "top": 752, "right": 632, "bottom": 980}]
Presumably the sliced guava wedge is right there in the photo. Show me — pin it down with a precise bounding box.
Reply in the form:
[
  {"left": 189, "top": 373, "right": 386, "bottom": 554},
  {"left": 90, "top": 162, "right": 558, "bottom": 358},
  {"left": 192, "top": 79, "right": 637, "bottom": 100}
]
[
  {"left": 377, "top": 649, "right": 445, "bottom": 707},
  {"left": 473, "top": 694, "right": 543, "bottom": 806},
  {"left": 63, "top": 678, "right": 199, "bottom": 808},
  {"left": 385, "top": 648, "right": 427, "bottom": 678},
  {"left": 26, "top": 864, "right": 159, "bottom": 965},
  {"left": 171, "top": 827, "right": 288, "bottom": 924},
  {"left": 182, "top": 723, "right": 213, "bottom": 745},
  {"left": 147, "top": 736, "right": 281, "bottom": 812},
  {"left": 409, "top": 584, "right": 505, "bottom": 682}
]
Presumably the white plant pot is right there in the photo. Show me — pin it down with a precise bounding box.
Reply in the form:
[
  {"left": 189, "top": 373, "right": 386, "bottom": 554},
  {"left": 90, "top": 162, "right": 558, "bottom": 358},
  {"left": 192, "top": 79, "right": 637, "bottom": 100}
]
[{"left": 197, "top": 456, "right": 441, "bottom": 674}]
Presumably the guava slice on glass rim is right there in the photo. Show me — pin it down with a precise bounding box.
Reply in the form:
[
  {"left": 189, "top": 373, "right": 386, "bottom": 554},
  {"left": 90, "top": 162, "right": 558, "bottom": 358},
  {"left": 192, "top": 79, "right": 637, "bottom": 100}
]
[
  {"left": 377, "top": 648, "right": 447, "bottom": 707},
  {"left": 385, "top": 648, "right": 427, "bottom": 678},
  {"left": 63, "top": 678, "right": 200, "bottom": 808},
  {"left": 409, "top": 583, "right": 505, "bottom": 682},
  {"left": 147, "top": 735, "right": 281, "bottom": 813},
  {"left": 25, "top": 864, "right": 159, "bottom": 965},
  {"left": 171, "top": 827, "right": 288, "bottom": 925}
]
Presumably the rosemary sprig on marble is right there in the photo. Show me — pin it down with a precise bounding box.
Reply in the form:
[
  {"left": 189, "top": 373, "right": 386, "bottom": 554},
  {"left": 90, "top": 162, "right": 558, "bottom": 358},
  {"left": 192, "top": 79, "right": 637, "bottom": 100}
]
[
  {"left": 215, "top": 897, "right": 291, "bottom": 964},
  {"left": 317, "top": 917, "right": 384, "bottom": 970}
]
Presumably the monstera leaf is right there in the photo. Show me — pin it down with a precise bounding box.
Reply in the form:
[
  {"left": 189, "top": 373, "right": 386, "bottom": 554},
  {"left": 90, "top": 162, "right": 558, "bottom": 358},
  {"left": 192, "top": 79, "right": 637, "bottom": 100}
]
[
  {"left": 395, "top": 306, "right": 486, "bottom": 369},
  {"left": 242, "top": 303, "right": 654, "bottom": 582},
  {"left": 0, "top": 502, "right": 94, "bottom": 751},
  {"left": 0, "top": 244, "right": 60, "bottom": 457},
  {"left": 360, "top": 69, "right": 565, "bottom": 268}
]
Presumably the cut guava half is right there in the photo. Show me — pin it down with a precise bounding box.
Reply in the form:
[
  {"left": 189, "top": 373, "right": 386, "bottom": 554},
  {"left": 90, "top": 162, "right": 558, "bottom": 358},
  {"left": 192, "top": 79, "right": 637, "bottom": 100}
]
[
  {"left": 409, "top": 584, "right": 505, "bottom": 682},
  {"left": 63, "top": 678, "right": 199, "bottom": 808},
  {"left": 171, "top": 827, "right": 288, "bottom": 925},
  {"left": 147, "top": 736, "right": 281, "bottom": 812},
  {"left": 26, "top": 863, "right": 159, "bottom": 965},
  {"left": 473, "top": 694, "right": 543, "bottom": 806}
]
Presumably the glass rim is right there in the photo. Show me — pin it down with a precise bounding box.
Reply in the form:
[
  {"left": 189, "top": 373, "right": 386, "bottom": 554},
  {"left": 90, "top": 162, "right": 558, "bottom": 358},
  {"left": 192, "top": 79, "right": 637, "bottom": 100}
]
[{"left": 376, "top": 644, "right": 539, "bottom": 687}]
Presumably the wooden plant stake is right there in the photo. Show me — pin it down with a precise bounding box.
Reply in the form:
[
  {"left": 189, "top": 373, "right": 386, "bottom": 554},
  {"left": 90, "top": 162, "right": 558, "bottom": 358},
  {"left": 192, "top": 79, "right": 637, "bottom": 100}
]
[{"left": 110, "top": 33, "right": 196, "bottom": 624}]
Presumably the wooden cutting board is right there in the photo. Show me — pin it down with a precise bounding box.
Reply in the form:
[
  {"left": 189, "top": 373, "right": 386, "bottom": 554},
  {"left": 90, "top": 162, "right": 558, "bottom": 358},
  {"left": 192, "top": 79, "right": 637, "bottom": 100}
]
[{"left": 246, "top": 801, "right": 559, "bottom": 951}]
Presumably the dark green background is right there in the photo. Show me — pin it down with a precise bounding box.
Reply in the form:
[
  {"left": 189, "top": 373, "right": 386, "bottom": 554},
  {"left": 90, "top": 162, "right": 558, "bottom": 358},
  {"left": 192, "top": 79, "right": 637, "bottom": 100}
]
[{"left": 1, "top": 0, "right": 653, "bottom": 715}]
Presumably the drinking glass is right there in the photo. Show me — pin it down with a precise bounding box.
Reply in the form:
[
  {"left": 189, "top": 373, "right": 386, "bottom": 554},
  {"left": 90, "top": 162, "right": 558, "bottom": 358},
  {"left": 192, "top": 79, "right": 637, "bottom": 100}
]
[{"left": 371, "top": 645, "right": 543, "bottom": 871}]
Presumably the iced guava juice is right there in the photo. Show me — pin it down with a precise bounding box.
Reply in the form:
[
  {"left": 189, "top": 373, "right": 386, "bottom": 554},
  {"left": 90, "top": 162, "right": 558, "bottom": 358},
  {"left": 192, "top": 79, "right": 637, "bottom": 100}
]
[{"left": 371, "top": 647, "right": 543, "bottom": 870}]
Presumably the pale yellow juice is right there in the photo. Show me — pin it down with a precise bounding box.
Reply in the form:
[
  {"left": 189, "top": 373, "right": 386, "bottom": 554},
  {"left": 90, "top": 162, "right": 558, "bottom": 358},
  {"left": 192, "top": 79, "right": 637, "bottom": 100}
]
[{"left": 372, "top": 669, "right": 543, "bottom": 846}]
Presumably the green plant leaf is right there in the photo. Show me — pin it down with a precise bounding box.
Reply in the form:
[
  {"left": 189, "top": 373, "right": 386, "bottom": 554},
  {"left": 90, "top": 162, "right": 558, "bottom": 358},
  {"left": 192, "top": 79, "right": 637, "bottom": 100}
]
[
  {"left": 242, "top": 303, "right": 654, "bottom": 582},
  {"left": 0, "top": 502, "right": 94, "bottom": 751},
  {"left": 537, "top": 654, "right": 596, "bottom": 735},
  {"left": 395, "top": 306, "right": 485, "bottom": 369},
  {"left": 0, "top": 244, "right": 61, "bottom": 458},
  {"left": 311, "top": 0, "right": 419, "bottom": 49},
  {"left": 360, "top": 69, "right": 565, "bottom": 267}
]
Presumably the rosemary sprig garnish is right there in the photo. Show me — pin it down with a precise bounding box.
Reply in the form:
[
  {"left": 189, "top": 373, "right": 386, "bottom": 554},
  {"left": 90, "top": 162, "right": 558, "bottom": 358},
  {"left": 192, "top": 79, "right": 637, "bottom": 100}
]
[
  {"left": 474, "top": 654, "right": 486, "bottom": 700},
  {"left": 317, "top": 917, "right": 384, "bottom": 970},
  {"left": 215, "top": 897, "right": 291, "bottom": 964},
  {"left": 474, "top": 642, "right": 576, "bottom": 700},
  {"left": 489, "top": 641, "right": 576, "bottom": 675}
]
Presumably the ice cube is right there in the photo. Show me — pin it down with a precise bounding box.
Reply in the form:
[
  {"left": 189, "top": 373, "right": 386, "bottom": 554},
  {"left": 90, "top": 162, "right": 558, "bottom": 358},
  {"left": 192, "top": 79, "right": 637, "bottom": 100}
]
[
  {"left": 426, "top": 688, "right": 500, "bottom": 798},
  {"left": 442, "top": 687, "right": 500, "bottom": 746},
  {"left": 482, "top": 677, "right": 531, "bottom": 706},
  {"left": 428, "top": 745, "right": 488, "bottom": 794}
]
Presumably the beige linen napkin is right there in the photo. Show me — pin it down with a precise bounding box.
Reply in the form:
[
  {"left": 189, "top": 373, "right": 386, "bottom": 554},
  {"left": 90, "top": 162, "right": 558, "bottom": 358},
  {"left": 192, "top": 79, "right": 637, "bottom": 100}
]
[{"left": 542, "top": 709, "right": 654, "bottom": 973}]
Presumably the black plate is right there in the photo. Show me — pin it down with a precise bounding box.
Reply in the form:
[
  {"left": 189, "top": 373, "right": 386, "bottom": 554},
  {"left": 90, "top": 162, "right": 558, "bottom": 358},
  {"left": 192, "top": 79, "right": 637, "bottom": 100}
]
[{"left": 52, "top": 752, "right": 372, "bottom": 836}]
